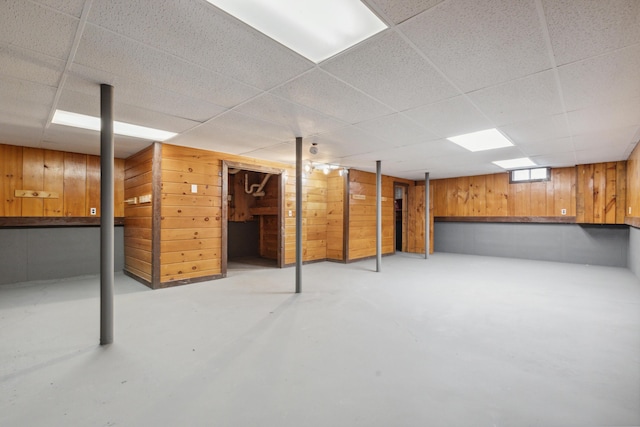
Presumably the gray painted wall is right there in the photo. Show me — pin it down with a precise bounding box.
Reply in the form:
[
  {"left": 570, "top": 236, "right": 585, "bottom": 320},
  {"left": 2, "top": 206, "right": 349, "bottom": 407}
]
[
  {"left": 629, "top": 226, "right": 640, "bottom": 279},
  {"left": 434, "top": 222, "right": 629, "bottom": 267},
  {"left": 0, "top": 226, "right": 124, "bottom": 286}
]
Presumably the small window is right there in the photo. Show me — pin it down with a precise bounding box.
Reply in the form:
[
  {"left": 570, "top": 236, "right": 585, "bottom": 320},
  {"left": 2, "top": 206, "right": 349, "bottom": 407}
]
[{"left": 510, "top": 167, "right": 550, "bottom": 183}]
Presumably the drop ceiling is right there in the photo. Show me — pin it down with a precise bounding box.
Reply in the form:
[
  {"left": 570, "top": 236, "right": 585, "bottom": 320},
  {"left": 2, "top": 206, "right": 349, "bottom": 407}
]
[{"left": 0, "top": 0, "right": 639, "bottom": 179}]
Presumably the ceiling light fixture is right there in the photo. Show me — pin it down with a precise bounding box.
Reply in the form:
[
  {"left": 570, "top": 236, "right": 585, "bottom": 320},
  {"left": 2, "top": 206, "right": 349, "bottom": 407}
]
[
  {"left": 206, "top": 0, "right": 387, "bottom": 63},
  {"left": 52, "top": 110, "right": 177, "bottom": 141},
  {"left": 492, "top": 157, "right": 536, "bottom": 169},
  {"left": 309, "top": 142, "right": 319, "bottom": 155},
  {"left": 447, "top": 128, "right": 514, "bottom": 152}
]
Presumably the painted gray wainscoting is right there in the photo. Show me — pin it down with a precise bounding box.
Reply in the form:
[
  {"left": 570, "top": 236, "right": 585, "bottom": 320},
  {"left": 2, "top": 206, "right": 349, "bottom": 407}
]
[
  {"left": 0, "top": 226, "right": 124, "bottom": 286},
  {"left": 434, "top": 222, "right": 629, "bottom": 267}
]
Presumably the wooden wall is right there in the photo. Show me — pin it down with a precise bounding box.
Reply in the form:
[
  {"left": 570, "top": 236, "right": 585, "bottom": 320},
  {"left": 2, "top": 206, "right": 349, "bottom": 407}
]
[
  {"left": 327, "top": 169, "right": 345, "bottom": 261},
  {"left": 252, "top": 175, "right": 279, "bottom": 260},
  {"left": 124, "top": 144, "right": 155, "bottom": 284},
  {"left": 576, "top": 162, "right": 626, "bottom": 224},
  {"left": 0, "top": 143, "right": 124, "bottom": 218},
  {"left": 160, "top": 144, "right": 222, "bottom": 284},
  {"left": 347, "top": 170, "right": 395, "bottom": 260},
  {"left": 432, "top": 167, "right": 577, "bottom": 218},
  {"left": 408, "top": 182, "right": 434, "bottom": 255},
  {"left": 627, "top": 142, "right": 640, "bottom": 224},
  {"left": 303, "top": 169, "right": 328, "bottom": 262}
]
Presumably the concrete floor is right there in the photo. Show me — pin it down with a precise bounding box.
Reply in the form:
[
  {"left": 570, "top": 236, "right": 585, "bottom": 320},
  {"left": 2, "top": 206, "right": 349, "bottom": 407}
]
[{"left": 1, "top": 253, "right": 639, "bottom": 426}]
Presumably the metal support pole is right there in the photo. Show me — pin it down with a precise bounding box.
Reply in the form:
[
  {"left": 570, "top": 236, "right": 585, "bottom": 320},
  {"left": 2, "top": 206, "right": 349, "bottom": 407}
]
[
  {"left": 425, "top": 172, "right": 430, "bottom": 259},
  {"left": 376, "top": 160, "right": 382, "bottom": 272},
  {"left": 100, "top": 84, "right": 114, "bottom": 345},
  {"left": 295, "top": 137, "right": 302, "bottom": 293}
]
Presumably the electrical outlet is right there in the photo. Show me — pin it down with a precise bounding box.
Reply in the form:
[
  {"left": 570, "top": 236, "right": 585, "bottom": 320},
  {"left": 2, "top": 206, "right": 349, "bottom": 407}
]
[
  {"left": 288, "top": 210, "right": 292, "bottom": 217},
  {"left": 90, "top": 207, "right": 97, "bottom": 215},
  {"left": 561, "top": 208, "right": 566, "bottom": 215},
  {"left": 630, "top": 207, "right": 633, "bottom": 215},
  {"left": 191, "top": 184, "right": 198, "bottom": 193}
]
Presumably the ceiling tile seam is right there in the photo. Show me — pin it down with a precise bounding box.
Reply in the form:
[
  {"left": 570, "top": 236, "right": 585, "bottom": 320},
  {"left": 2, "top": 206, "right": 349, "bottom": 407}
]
[
  {"left": 43, "top": 0, "right": 94, "bottom": 137},
  {"left": 534, "top": 0, "right": 576, "bottom": 165},
  {"left": 360, "top": 1, "right": 395, "bottom": 30}
]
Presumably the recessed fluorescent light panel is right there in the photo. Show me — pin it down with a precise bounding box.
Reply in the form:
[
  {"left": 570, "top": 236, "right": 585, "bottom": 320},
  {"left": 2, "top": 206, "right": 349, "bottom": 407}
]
[
  {"left": 492, "top": 157, "right": 536, "bottom": 169},
  {"left": 52, "top": 110, "right": 177, "bottom": 141},
  {"left": 206, "top": 0, "right": 387, "bottom": 63},
  {"left": 447, "top": 128, "right": 514, "bottom": 152}
]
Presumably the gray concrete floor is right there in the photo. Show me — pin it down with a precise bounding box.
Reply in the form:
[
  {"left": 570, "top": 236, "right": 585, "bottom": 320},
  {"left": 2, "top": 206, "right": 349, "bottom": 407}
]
[{"left": 1, "top": 253, "right": 639, "bottom": 426}]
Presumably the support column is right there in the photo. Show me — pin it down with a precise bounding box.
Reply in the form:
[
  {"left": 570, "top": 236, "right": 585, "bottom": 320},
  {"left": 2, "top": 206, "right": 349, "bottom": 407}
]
[
  {"left": 376, "top": 160, "right": 382, "bottom": 272},
  {"left": 295, "top": 137, "right": 302, "bottom": 293},
  {"left": 100, "top": 84, "right": 114, "bottom": 345},
  {"left": 425, "top": 172, "right": 430, "bottom": 260}
]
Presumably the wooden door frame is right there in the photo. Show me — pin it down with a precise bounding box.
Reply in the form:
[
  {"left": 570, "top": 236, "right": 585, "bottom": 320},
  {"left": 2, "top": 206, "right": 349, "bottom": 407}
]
[
  {"left": 393, "top": 182, "right": 409, "bottom": 253},
  {"left": 221, "top": 161, "right": 285, "bottom": 277}
]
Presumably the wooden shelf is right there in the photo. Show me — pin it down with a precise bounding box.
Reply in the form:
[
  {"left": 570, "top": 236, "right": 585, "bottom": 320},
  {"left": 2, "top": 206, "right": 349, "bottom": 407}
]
[
  {"left": 249, "top": 207, "right": 278, "bottom": 216},
  {"left": 434, "top": 216, "right": 577, "bottom": 224},
  {"left": 0, "top": 217, "right": 125, "bottom": 227}
]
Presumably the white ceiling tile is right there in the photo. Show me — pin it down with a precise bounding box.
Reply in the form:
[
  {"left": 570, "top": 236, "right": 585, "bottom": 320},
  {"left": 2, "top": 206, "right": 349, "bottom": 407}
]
[
  {"left": 0, "top": 123, "right": 44, "bottom": 146},
  {"left": 42, "top": 127, "right": 150, "bottom": 158},
  {"left": 567, "top": 97, "right": 640, "bottom": 135},
  {"left": 365, "top": 0, "right": 444, "bottom": 25},
  {"left": 241, "top": 142, "right": 298, "bottom": 165},
  {"left": 542, "top": 0, "right": 640, "bottom": 66},
  {"left": 74, "top": 24, "right": 260, "bottom": 108},
  {"left": 233, "top": 93, "right": 348, "bottom": 138},
  {"left": 404, "top": 96, "right": 493, "bottom": 138},
  {"left": 65, "top": 65, "right": 227, "bottom": 123},
  {"left": 322, "top": 31, "right": 458, "bottom": 110},
  {"left": 499, "top": 114, "right": 570, "bottom": 145},
  {"left": 469, "top": 70, "right": 564, "bottom": 126},
  {"left": 0, "top": 0, "right": 78, "bottom": 60},
  {"left": 400, "top": 0, "right": 551, "bottom": 92},
  {"left": 170, "top": 111, "right": 292, "bottom": 155},
  {"left": 356, "top": 114, "right": 437, "bottom": 146},
  {"left": 32, "top": 0, "right": 86, "bottom": 17},
  {"left": 271, "top": 69, "right": 394, "bottom": 124},
  {"left": 88, "top": 0, "right": 313, "bottom": 90},
  {"left": 575, "top": 146, "right": 630, "bottom": 165},
  {"left": 0, "top": 78, "right": 56, "bottom": 126},
  {"left": 0, "top": 45, "right": 64, "bottom": 87},
  {"left": 571, "top": 126, "right": 638, "bottom": 152},
  {"left": 56, "top": 89, "right": 201, "bottom": 134},
  {"left": 306, "top": 126, "right": 392, "bottom": 162},
  {"left": 559, "top": 44, "right": 640, "bottom": 111},
  {"left": 530, "top": 151, "right": 577, "bottom": 168},
  {"left": 517, "top": 137, "right": 575, "bottom": 156}
]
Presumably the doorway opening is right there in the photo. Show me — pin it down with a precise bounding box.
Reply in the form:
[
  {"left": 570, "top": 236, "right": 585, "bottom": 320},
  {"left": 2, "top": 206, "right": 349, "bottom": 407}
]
[
  {"left": 394, "top": 183, "right": 409, "bottom": 252},
  {"left": 222, "top": 162, "right": 285, "bottom": 275}
]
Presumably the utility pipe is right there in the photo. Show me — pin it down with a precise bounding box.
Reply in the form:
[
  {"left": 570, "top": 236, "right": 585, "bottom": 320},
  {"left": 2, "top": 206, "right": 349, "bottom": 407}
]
[
  {"left": 295, "top": 137, "right": 302, "bottom": 293},
  {"left": 376, "top": 160, "right": 382, "bottom": 272},
  {"left": 425, "top": 172, "right": 430, "bottom": 260},
  {"left": 100, "top": 84, "right": 114, "bottom": 345}
]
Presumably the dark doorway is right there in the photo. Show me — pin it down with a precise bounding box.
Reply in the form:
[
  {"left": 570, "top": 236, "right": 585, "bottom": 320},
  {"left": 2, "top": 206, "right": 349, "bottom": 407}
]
[{"left": 394, "top": 184, "right": 408, "bottom": 252}]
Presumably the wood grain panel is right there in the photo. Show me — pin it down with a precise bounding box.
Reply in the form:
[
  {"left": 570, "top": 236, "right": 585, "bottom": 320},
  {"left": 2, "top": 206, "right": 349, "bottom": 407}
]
[
  {"left": 627, "top": 143, "right": 639, "bottom": 223},
  {"left": 86, "top": 155, "right": 101, "bottom": 217},
  {"left": 21, "top": 148, "right": 44, "bottom": 216},
  {"left": 43, "top": 149, "right": 64, "bottom": 216},
  {"left": 0, "top": 144, "right": 23, "bottom": 216},
  {"left": 63, "top": 152, "right": 86, "bottom": 217}
]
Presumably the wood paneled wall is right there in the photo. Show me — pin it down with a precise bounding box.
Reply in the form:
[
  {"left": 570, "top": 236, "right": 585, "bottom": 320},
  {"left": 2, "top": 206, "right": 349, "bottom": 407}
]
[
  {"left": 347, "top": 170, "right": 395, "bottom": 260},
  {"left": 408, "top": 182, "right": 434, "bottom": 255},
  {"left": 0, "top": 143, "right": 124, "bottom": 218},
  {"left": 160, "top": 144, "right": 222, "bottom": 284},
  {"left": 327, "top": 170, "right": 346, "bottom": 261},
  {"left": 303, "top": 169, "right": 328, "bottom": 262},
  {"left": 432, "top": 167, "right": 577, "bottom": 218},
  {"left": 576, "top": 162, "right": 626, "bottom": 224},
  {"left": 627, "top": 142, "right": 640, "bottom": 224},
  {"left": 253, "top": 175, "right": 279, "bottom": 260},
  {"left": 124, "top": 144, "right": 155, "bottom": 284}
]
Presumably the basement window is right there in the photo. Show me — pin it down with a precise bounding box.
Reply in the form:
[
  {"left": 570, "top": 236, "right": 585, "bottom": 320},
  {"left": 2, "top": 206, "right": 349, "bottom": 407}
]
[{"left": 510, "top": 167, "right": 551, "bottom": 183}]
